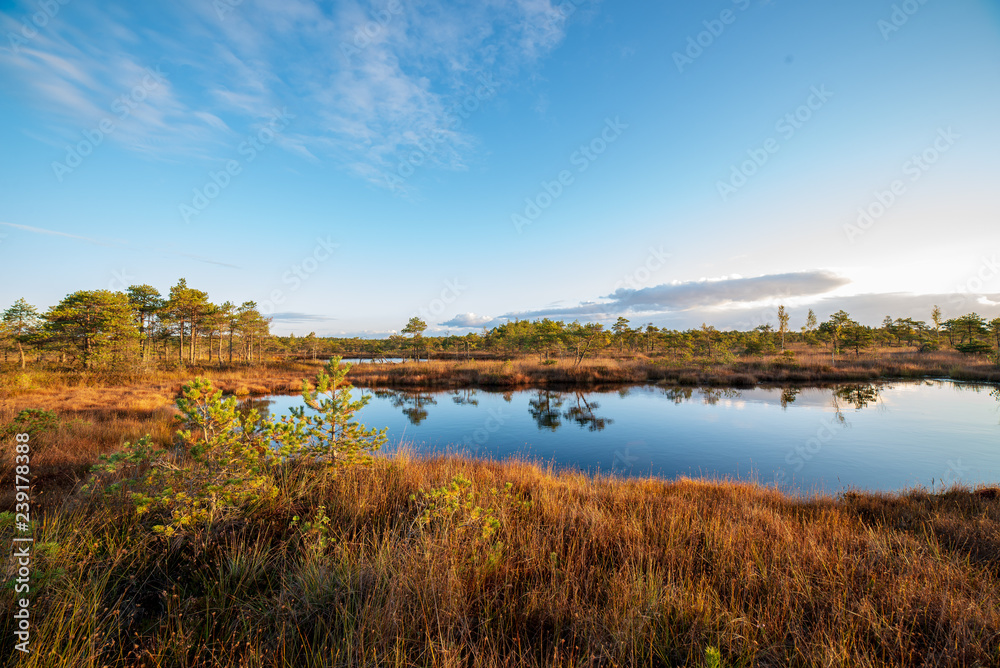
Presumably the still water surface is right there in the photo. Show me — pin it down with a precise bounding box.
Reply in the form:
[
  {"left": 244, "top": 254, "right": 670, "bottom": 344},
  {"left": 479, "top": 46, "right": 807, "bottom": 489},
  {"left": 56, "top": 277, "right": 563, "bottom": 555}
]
[{"left": 259, "top": 380, "right": 1000, "bottom": 493}]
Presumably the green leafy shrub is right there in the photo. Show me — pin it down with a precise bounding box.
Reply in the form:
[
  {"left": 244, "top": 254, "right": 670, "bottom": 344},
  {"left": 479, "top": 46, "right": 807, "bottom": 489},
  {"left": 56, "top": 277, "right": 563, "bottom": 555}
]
[
  {"left": 85, "top": 357, "right": 386, "bottom": 537},
  {"left": 0, "top": 408, "right": 60, "bottom": 438},
  {"left": 291, "top": 505, "right": 335, "bottom": 553},
  {"left": 956, "top": 341, "right": 992, "bottom": 355},
  {"left": 413, "top": 475, "right": 502, "bottom": 542}
]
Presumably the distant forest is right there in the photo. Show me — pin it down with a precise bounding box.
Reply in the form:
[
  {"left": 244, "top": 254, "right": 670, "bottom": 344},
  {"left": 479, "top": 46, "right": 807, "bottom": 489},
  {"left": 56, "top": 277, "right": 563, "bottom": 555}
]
[{"left": 2, "top": 281, "right": 999, "bottom": 369}]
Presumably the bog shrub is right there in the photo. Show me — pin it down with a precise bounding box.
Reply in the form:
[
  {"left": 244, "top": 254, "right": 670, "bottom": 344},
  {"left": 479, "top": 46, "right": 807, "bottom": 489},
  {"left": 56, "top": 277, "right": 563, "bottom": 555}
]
[{"left": 85, "top": 357, "right": 386, "bottom": 537}]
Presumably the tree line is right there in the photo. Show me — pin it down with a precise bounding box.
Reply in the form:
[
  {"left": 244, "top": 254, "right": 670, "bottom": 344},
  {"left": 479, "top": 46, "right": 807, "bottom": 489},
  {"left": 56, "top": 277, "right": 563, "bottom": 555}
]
[
  {"left": 3, "top": 290, "right": 999, "bottom": 370},
  {"left": 1, "top": 280, "right": 270, "bottom": 369},
  {"left": 276, "top": 308, "right": 1000, "bottom": 365}
]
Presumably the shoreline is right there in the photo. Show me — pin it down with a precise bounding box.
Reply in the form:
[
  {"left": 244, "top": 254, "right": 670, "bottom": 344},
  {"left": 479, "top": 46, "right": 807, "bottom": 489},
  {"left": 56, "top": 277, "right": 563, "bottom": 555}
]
[
  {"left": 2, "top": 363, "right": 998, "bottom": 665},
  {"left": 2, "top": 354, "right": 997, "bottom": 506}
]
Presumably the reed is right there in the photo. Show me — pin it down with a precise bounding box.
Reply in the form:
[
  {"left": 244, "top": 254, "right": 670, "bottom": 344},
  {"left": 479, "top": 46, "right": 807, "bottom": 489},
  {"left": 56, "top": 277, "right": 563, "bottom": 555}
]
[
  {"left": 1, "top": 453, "right": 997, "bottom": 667},
  {"left": 344, "top": 347, "right": 1000, "bottom": 389}
]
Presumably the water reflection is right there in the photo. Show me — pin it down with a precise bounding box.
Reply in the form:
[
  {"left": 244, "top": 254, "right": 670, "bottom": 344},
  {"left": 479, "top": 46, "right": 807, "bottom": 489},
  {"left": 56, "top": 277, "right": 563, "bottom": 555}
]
[
  {"left": 562, "top": 393, "right": 613, "bottom": 431},
  {"left": 373, "top": 389, "right": 438, "bottom": 425},
  {"left": 662, "top": 387, "right": 693, "bottom": 404},
  {"left": 833, "top": 384, "right": 884, "bottom": 410},
  {"left": 339, "top": 381, "right": 972, "bottom": 435},
  {"left": 528, "top": 390, "right": 564, "bottom": 430},
  {"left": 259, "top": 379, "right": 1000, "bottom": 492},
  {"left": 525, "top": 391, "right": 615, "bottom": 432},
  {"left": 700, "top": 388, "right": 742, "bottom": 405},
  {"left": 238, "top": 396, "right": 274, "bottom": 420},
  {"left": 830, "top": 383, "right": 885, "bottom": 424},
  {"left": 450, "top": 389, "right": 480, "bottom": 407},
  {"left": 780, "top": 387, "right": 800, "bottom": 410}
]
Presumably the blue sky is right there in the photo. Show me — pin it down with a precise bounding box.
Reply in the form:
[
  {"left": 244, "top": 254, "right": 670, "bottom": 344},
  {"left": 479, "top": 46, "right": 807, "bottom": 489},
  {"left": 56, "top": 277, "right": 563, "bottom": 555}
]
[{"left": 1, "top": 0, "right": 999, "bottom": 335}]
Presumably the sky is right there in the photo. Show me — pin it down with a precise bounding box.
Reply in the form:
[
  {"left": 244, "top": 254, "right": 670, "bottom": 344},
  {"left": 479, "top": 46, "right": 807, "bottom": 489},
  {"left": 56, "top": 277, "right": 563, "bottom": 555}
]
[{"left": 1, "top": 0, "right": 999, "bottom": 336}]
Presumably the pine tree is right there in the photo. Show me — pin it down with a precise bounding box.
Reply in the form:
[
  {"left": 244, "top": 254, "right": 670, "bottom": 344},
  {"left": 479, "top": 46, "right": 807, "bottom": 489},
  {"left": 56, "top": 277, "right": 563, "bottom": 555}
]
[
  {"left": 126, "top": 285, "right": 163, "bottom": 363},
  {"left": 44, "top": 291, "right": 139, "bottom": 368},
  {"left": 2, "top": 298, "right": 41, "bottom": 369}
]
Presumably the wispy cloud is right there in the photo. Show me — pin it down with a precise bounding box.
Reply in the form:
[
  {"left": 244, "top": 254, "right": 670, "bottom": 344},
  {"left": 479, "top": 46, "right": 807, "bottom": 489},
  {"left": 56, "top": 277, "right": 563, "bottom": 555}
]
[
  {"left": 0, "top": 221, "right": 119, "bottom": 247},
  {"left": 0, "top": 221, "right": 240, "bottom": 269},
  {"left": 270, "top": 312, "right": 336, "bottom": 323},
  {"left": 0, "top": 0, "right": 582, "bottom": 183},
  {"left": 0, "top": 14, "right": 221, "bottom": 160}
]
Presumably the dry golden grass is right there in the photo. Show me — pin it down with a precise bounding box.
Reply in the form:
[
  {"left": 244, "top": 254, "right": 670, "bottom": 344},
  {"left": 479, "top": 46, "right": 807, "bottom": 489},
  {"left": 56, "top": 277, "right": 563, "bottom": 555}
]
[
  {"left": 345, "top": 346, "right": 1000, "bottom": 389},
  {"left": 0, "top": 362, "right": 325, "bottom": 507},
  {"left": 2, "top": 349, "right": 993, "bottom": 504},
  {"left": 2, "top": 454, "right": 998, "bottom": 667},
  {"left": 2, "top": 356, "right": 999, "bottom": 666}
]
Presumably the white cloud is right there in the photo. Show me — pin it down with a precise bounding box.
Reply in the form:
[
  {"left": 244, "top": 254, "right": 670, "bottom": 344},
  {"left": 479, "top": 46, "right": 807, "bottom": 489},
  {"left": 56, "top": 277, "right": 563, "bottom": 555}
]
[
  {"left": 439, "top": 312, "right": 497, "bottom": 328},
  {"left": 0, "top": 0, "right": 581, "bottom": 181}
]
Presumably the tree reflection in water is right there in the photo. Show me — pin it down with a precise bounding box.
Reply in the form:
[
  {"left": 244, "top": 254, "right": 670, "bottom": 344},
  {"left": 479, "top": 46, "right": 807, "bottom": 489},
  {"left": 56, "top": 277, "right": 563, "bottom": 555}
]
[
  {"left": 450, "top": 389, "right": 479, "bottom": 407},
  {"left": 699, "top": 388, "right": 741, "bottom": 405},
  {"left": 833, "top": 384, "right": 884, "bottom": 409},
  {"left": 661, "top": 387, "right": 693, "bottom": 404},
  {"left": 374, "top": 389, "right": 438, "bottom": 425},
  {"left": 563, "top": 393, "right": 613, "bottom": 431},
  {"left": 238, "top": 397, "right": 273, "bottom": 421},
  {"left": 528, "top": 390, "right": 564, "bottom": 431},
  {"left": 831, "top": 383, "right": 885, "bottom": 424},
  {"left": 780, "top": 387, "right": 801, "bottom": 410},
  {"left": 527, "top": 390, "right": 613, "bottom": 432}
]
